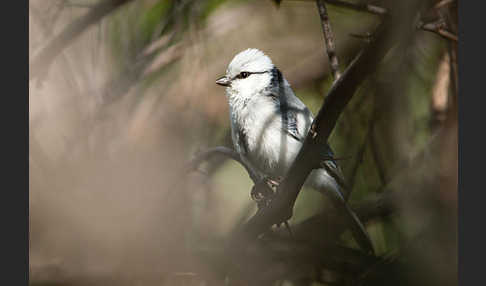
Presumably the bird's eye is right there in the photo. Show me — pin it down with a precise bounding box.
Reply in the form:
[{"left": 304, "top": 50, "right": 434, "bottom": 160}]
[{"left": 238, "top": 72, "right": 250, "bottom": 79}]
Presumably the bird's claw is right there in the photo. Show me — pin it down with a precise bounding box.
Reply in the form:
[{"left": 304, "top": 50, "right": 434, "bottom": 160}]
[{"left": 250, "top": 176, "right": 283, "bottom": 208}]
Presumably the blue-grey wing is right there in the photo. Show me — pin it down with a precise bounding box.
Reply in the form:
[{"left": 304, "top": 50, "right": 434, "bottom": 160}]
[
  {"left": 277, "top": 95, "right": 313, "bottom": 142},
  {"left": 321, "top": 145, "right": 348, "bottom": 199},
  {"left": 283, "top": 108, "right": 302, "bottom": 141},
  {"left": 230, "top": 110, "right": 250, "bottom": 156}
]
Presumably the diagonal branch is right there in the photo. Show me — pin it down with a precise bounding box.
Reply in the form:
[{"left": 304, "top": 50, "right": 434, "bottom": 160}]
[
  {"left": 316, "top": 0, "right": 341, "bottom": 80},
  {"left": 30, "top": 0, "right": 135, "bottom": 82}
]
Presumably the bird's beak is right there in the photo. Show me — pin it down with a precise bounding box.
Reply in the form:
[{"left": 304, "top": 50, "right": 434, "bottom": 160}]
[{"left": 216, "top": 76, "right": 231, "bottom": 87}]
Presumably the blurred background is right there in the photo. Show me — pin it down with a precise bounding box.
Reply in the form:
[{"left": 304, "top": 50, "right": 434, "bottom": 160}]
[{"left": 29, "top": 0, "right": 457, "bottom": 285}]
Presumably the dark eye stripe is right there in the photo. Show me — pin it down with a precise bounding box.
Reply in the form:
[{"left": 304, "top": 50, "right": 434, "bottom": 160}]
[{"left": 232, "top": 70, "right": 269, "bottom": 80}]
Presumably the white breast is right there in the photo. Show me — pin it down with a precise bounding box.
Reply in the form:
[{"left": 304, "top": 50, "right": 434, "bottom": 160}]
[{"left": 230, "top": 95, "right": 302, "bottom": 177}]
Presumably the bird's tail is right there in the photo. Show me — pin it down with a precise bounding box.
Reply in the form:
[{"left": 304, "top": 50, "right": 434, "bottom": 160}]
[
  {"left": 312, "top": 162, "right": 374, "bottom": 254},
  {"left": 324, "top": 186, "right": 375, "bottom": 255},
  {"left": 341, "top": 202, "right": 375, "bottom": 255}
]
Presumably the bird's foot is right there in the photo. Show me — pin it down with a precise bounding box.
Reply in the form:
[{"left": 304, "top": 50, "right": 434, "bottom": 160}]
[{"left": 250, "top": 176, "right": 283, "bottom": 208}]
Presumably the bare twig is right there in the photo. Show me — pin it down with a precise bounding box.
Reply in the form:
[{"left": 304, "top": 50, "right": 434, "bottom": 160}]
[
  {"left": 324, "top": 0, "right": 387, "bottom": 15},
  {"left": 30, "top": 0, "right": 135, "bottom": 82},
  {"left": 161, "top": 146, "right": 260, "bottom": 211},
  {"left": 369, "top": 129, "right": 388, "bottom": 185},
  {"left": 316, "top": 0, "right": 341, "bottom": 80},
  {"left": 348, "top": 128, "right": 369, "bottom": 191},
  {"left": 418, "top": 20, "right": 458, "bottom": 42},
  {"left": 287, "top": 0, "right": 388, "bottom": 16},
  {"left": 434, "top": 0, "right": 455, "bottom": 10},
  {"left": 346, "top": 96, "right": 379, "bottom": 192},
  {"left": 367, "top": 96, "right": 388, "bottom": 185},
  {"left": 349, "top": 32, "right": 373, "bottom": 42},
  {"left": 186, "top": 146, "right": 260, "bottom": 183}
]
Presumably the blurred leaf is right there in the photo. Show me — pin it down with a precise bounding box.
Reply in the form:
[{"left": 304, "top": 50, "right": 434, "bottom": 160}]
[{"left": 140, "top": 0, "right": 173, "bottom": 43}]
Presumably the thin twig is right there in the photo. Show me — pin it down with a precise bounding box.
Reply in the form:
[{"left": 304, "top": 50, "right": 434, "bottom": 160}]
[
  {"left": 434, "top": 0, "right": 455, "bottom": 10},
  {"left": 323, "top": 0, "right": 387, "bottom": 16},
  {"left": 349, "top": 32, "right": 373, "bottom": 42},
  {"left": 418, "top": 20, "right": 458, "bottom": 42},
  {"left": 288, "top": 0, "right": 388, "bottom": 16},
  {"left": 348, "top": 130, "right": 369, "bottom": 191},
  {"left": 316, "top": 0, "right": 341, "bottom": 80},
  {"left": 185, "top": 146, "right": 260, "bottom": 184},
  {"left": 369, "top": 129, "right": 388, "bottom": 185},
  {"left": 367, "top": 94, "right": 388, "bottom": 185},
  {"left": 161, "top": 146, "right": 260, "bottom": 210}
]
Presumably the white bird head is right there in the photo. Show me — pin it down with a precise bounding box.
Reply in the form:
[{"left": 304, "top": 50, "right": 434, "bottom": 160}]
[{"left": 216, "top": 49, "right": 278, "bottom": 100}]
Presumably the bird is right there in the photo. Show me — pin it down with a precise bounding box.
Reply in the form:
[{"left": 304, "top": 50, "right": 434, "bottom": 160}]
[{"left": 215, "top": 48, "right": 374, "bottom": 254}]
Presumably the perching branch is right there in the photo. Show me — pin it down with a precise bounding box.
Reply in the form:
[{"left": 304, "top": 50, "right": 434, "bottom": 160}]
[
  {"left": 316, "top": 0, "right": 341, "bottom": 80},
  {"left": 30, "top": 0, "right": 135, "bottom": 82}
]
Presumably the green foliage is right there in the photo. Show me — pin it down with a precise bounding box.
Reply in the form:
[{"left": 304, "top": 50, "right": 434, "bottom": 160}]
[{"left": 139, "top": 0, "right": 173, "bottom": 43}]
